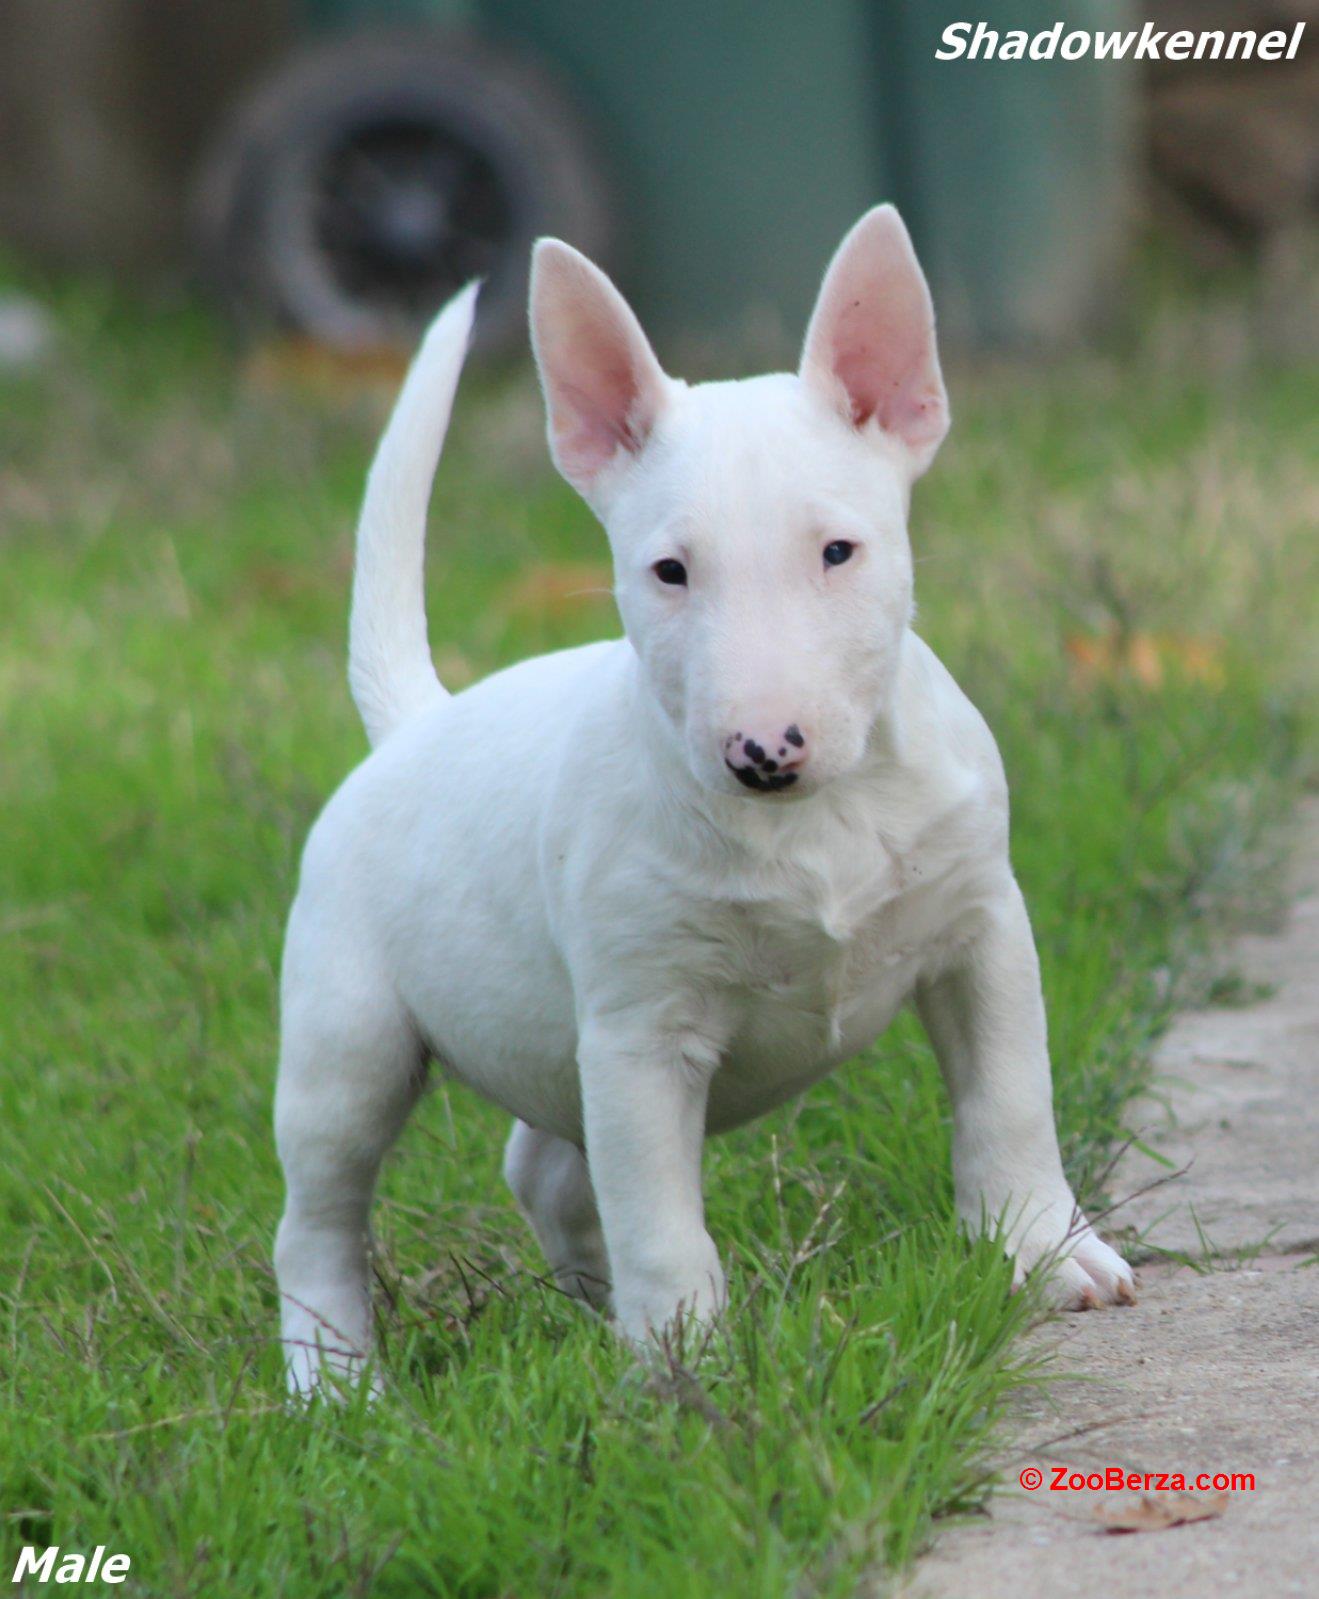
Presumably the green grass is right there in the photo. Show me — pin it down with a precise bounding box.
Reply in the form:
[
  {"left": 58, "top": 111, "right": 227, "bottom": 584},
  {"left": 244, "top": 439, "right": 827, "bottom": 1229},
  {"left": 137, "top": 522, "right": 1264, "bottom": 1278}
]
[{"left": 1, "top": 270, "right": 1314, "bottom": 1596}]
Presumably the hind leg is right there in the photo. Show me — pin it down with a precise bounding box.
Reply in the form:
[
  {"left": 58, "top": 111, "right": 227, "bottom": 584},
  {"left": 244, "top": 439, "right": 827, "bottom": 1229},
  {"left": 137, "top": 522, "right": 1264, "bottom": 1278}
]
[
  {"left": 274, "top": 932, "right": 424, "bottom": 1396},
  {"left": 503, "top": 1120, "right": 611, "bottom": 1310}
]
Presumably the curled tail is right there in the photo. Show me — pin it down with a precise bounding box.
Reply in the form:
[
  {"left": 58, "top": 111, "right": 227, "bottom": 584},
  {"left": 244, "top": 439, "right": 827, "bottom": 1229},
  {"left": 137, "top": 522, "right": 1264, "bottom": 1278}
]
[{"left": 348, "top": 282, "right": 480, "bottom": 747}]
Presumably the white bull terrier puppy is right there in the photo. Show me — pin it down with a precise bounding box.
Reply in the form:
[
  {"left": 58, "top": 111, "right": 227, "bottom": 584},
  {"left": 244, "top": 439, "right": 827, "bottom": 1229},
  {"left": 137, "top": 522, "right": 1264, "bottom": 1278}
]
[{"left": 273, "top": 205, "right": 1135, "bottom": 1394}]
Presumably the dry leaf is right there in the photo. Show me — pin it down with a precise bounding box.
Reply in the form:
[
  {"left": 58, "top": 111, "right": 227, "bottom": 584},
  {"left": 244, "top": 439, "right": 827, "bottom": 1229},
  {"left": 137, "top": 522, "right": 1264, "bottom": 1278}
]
[
  {"left": 433, "top": 648, "right": 476, "bottom": 689},
  {"left": 1126, "top": 633, "right": 1164, "bottom": 688},
  {"left": 243, "top": 336, "right": 408, "bottom": 397},
  {"left": 497, "top": 563, "right": 615, "bottom": 622},
  {"left": 1065, "top": 629, "right": 1225, "bottom": 691},
  {"left": 1096, "top": 1491, "right": 1230, "bottom": 1534}
]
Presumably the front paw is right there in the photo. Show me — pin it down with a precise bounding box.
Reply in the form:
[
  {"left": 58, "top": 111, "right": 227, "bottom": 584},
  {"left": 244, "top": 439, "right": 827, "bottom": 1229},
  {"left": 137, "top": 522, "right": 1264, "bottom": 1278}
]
[
  {"left": 965, "top": 1188, "right": 1137, "bottom": 1309},
  {"left": 281, "top": 1307, "right": 380, "bottom": 1401},
  {"left": 612, "top": 1235, "right": 726, "bottom": 1347},
  {"left": 1007, "top": 1207, "right": 1137, "bottom": 1310}
]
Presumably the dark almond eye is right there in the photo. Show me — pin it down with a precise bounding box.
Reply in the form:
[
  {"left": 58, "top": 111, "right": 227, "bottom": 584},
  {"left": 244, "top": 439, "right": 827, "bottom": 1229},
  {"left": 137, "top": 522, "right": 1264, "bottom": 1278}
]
[
  {"left": 823, "top": 540, "right": 855, "bottom": 568},
  {"left": 653, "top": 558, "right": 688, "bottom": 586}
]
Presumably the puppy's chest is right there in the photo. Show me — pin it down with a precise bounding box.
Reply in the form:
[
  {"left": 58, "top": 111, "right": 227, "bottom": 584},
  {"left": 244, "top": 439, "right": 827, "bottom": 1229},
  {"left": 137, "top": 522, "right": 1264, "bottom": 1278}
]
[{"left": 714, "top": 832, "right": 959, "bottom": 1055}]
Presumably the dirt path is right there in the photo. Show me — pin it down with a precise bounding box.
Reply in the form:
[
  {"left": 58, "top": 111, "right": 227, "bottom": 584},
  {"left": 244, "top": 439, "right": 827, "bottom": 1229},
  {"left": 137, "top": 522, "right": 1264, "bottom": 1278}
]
[{"left": 906, "top": 802, "right": 1319, "bottom": 1598}]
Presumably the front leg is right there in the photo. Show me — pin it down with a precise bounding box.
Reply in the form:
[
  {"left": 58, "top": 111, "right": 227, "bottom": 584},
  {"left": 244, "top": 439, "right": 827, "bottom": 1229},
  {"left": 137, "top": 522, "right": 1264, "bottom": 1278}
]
[
  {"left": 917, "top": 877, "right": 1135, "bottom": 1308},
  {"left": 577, "top": 1014, "right": 725, "bottom": 1344}
]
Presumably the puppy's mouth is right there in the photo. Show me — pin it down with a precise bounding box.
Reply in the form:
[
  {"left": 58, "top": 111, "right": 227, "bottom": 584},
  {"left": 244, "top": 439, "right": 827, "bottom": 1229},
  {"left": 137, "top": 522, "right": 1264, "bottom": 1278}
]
[{"left": 724, "top": 759, "right": 800, "bottom": 794}]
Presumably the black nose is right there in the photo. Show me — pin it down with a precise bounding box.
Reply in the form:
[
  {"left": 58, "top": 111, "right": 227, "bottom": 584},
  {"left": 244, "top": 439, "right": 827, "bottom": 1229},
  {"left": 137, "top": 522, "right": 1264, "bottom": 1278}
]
[{"left": 723, "top": 725, "right": 807, "bottom": 792}]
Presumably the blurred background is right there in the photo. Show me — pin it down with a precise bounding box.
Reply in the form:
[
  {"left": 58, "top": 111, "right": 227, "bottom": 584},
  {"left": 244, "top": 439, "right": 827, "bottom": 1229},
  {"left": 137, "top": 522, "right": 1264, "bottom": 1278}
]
[
  {"left": 0, "top": 0, "right": 1315, "bottom": 363},
  {"left": 1, "top": 8, "right": 1316, "bottom": 1590}
]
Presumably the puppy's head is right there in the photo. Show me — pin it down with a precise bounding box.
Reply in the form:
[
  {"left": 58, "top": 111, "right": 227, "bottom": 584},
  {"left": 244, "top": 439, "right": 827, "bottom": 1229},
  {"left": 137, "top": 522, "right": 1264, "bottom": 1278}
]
[{"left": 529, "top": 206, "right": 948, "bottom": 799}]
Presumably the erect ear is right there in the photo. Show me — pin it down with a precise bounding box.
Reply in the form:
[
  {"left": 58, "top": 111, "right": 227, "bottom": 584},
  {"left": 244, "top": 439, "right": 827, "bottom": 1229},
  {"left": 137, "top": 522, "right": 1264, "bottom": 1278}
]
[
  {"left": 529, "top": 239, "right": 671, "bottom": 501},
  {"left": 800, "top": 205, "right": 949, "bottom": 477}
]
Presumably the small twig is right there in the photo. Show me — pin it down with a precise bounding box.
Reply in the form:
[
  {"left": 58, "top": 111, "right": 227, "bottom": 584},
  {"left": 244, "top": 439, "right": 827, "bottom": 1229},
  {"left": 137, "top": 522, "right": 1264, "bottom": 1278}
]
[
  {"left": 89, "top": 1404, "right": 285, "bottom": 1440},
  {"left": 40, "top": 1183, "right": 119, "bottom": 1304},
  {"left": 1085, "top": 1159, "right": 1193, "bottom": 1231},
  {"left": 859, "top": 1376, "right": 912, "bottom": 1428},
  {"left": 7, "top": 1234, "right": 36, "bottom": 1369},
  {"left": 1023, "top": 1410, "right": 1168, "bottom": 1457}
]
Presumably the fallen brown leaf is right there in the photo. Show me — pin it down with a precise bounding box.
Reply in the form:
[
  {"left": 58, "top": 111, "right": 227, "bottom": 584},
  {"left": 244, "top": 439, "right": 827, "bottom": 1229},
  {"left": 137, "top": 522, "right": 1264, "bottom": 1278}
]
[
  {"left": 433, "top": 648, "right": 477, "bottom": 689},
  {"left": 497, "top": 563, "right": 615, "bottom": 622},
  {"left": 1065, "top": 629, "right": 1225, "bottom": 691},
  {"left": 1096, "top": 1491, "right": 1230, "bottom": 1535},
  {"left": 243, "top": 336, "right": 409, "bottom": 397}
]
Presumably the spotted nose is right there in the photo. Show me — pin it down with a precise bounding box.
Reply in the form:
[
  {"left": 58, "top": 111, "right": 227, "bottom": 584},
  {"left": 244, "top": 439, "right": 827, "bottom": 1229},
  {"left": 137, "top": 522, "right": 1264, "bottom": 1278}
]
[{"left": 723, "top": 724, "right": 807, "bottom": 792}]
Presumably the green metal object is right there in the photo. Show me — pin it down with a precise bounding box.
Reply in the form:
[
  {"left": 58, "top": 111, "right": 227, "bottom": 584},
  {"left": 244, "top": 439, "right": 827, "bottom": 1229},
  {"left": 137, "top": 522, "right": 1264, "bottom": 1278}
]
[
  {"left": 296, "top": 0, "right": 1134, "bottom": 349},
  {"left": 876, "top": 1, "right": 1134, "bottom": 346},
  {"left": 303, "top": 0, "right": 469, "bottom": 30},
  {"left": 481, "top": 0, "right": 886, "bottom": 346}
]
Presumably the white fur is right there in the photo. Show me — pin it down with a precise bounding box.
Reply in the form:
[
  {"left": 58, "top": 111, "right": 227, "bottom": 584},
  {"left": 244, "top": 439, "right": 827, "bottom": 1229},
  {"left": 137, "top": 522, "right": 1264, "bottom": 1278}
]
[{"left": 273, "top": 206, "right": 1134, "bottom": 1394}]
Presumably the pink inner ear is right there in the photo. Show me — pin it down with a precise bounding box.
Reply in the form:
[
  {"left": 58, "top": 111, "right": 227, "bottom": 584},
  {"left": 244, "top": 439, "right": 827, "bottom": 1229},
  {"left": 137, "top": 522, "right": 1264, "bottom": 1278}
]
[
  {"left": 532, "top": 243, "right": 668, "bottom": 493},
  {"left": 555, "top": 362, "right": 648, "bottom": 483},
  {"left": 802, "top": 209, "right": 949, "bottom": 463},
  {"left": 832, "top": 306, "right": 936, "bottom": 438},
  {"left": 831, "top": 297, "right": 940, "bottom": 447}
]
